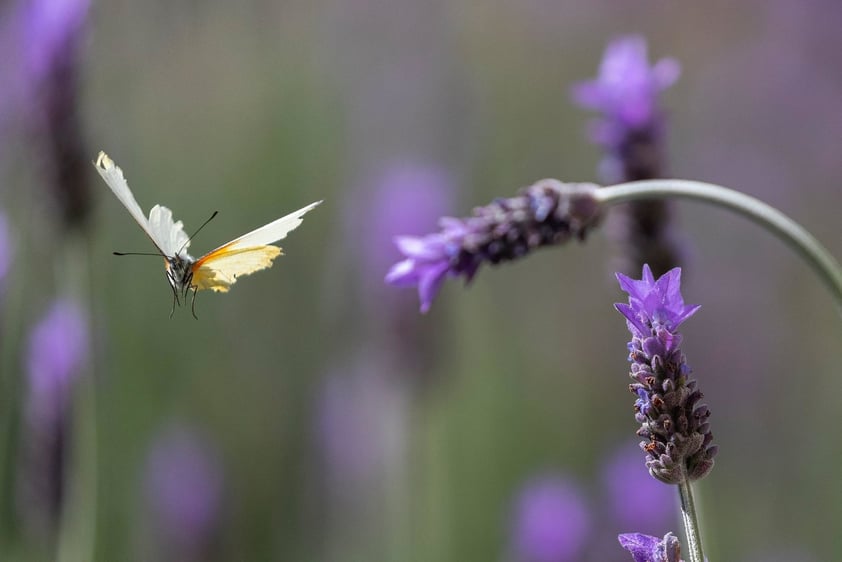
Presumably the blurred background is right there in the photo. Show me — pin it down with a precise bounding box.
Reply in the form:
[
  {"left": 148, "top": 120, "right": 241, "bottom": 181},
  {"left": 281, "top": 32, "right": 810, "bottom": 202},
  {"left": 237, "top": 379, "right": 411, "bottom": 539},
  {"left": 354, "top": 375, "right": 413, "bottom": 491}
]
[{"left": 1, "top": 0, "right": 841, "bottom": 560}]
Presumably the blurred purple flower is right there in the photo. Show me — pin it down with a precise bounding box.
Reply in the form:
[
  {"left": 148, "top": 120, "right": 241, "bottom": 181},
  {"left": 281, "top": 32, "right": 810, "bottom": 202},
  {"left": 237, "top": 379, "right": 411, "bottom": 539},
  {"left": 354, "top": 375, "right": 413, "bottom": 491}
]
[
  {"left": 509, "top": 475, "right": 591, "bottom": 562},
  {"left": 572, "top": 36, "right": 683, "bottom": 277},
  {"left": 572, "top": 36, "right": 679, "bottom": 155},
  {"left": 615, "top": 265, "right": 716, "bottom": 484},
  {"left": 19, "top": 0, "right": 92, "bottom": 229},
  {"left": 22, "top": 0, "right": 90, "bottom": 82},
  {"left": 26, "top": 298, "right": 88, "bottom": 428},
  {"left": 144, "top": 426, "right": 223, "bottom": 560},
  {"left": 618, "top": 532, "right": 683, "bottom": 562},
  {"left": 361, "top": 162, "right": 453, "bottom": 281},
  {"left": 316, "top": 365, "right": 407, "bottom": 487},
  {"left": 19, "top": 297, "right": 88, "bottom": 535},
  {"left": 602, "top": 440, "right": 674, "bottom": 534},
  {"left": 386, "top": 179, "right": 601, "bottom": 312}
]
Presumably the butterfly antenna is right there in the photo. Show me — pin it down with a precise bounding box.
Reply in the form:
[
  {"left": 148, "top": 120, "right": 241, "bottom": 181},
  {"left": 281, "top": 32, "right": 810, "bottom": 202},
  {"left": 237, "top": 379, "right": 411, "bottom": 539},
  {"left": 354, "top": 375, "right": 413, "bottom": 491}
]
[
  {"left": 113, "top": 251, "right": 162, "bottom": 257},
  {"left": 178, "top": 211, "right": 219, "bottom": 255}
]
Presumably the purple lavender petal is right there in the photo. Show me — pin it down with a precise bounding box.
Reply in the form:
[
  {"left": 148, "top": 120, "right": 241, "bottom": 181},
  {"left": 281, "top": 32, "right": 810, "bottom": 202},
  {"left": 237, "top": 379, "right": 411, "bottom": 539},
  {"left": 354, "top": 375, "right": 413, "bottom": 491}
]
[
  {"left": 573, "top": 36, "right": 679, "bottom": 132},
  {"left": 618, "top": 533, "right": 661, "bottom": 562},
  {"left": 618, "top": 532, "right": 682, "bottom": 562}
]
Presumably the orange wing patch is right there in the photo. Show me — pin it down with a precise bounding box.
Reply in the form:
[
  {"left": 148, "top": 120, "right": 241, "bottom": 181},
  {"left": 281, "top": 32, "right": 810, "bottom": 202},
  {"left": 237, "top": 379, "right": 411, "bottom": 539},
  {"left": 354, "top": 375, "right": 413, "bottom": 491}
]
[{"left": 192, "top": 244, "right": 283, "bottom": 292}]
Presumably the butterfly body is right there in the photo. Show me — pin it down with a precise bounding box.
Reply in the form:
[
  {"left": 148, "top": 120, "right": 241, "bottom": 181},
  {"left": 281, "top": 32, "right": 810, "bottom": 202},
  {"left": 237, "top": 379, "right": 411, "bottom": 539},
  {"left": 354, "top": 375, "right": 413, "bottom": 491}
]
[{"left": 94, "top": 151, "right": 320, "bottom": 317}]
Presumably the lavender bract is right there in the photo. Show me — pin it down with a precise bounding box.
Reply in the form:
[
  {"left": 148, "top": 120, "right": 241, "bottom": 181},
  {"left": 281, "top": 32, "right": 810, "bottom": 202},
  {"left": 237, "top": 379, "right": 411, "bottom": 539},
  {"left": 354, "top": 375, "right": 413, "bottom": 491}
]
[
  {"left": 572, "top": 35, "right": 679, "bottom": 182},
  {"left": 618, "top": 532, "right": 683, "bottom": 562},
  {"left": 386, "top": 179, "right": 601, "bottom": 312},
  {"left": 614, "top": 265, "right": 717, "bottom": 484}
]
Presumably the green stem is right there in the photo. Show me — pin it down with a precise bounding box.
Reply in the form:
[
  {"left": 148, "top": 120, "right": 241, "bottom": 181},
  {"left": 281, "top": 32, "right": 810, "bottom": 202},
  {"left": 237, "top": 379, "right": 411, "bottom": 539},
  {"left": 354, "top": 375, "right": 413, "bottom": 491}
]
[
  {"left": 596, "top": 180, "right": 842, "bottom": 311},
  {"left": 677, "top": 478, "right": 704, "bottom": 562}
]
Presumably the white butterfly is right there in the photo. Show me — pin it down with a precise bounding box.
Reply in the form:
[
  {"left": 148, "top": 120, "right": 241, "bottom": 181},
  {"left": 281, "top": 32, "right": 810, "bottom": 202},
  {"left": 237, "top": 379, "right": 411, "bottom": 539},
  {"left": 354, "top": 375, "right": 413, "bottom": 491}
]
[{"left": 94, "top": 151, "right": 321, "bottom": 317}]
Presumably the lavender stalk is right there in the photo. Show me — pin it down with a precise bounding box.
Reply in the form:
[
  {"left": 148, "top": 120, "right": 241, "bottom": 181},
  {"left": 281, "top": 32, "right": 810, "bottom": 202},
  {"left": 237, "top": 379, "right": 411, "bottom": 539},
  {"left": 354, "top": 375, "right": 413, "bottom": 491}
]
[
  {"left": 615, "top": 265, "right": 713, "bottom": 562},
  {"left": 385, "top": 179, "right": 602, "bottom": 312},
  {"left": 387, "top": 178, "right": 842, "bottom": 315}
]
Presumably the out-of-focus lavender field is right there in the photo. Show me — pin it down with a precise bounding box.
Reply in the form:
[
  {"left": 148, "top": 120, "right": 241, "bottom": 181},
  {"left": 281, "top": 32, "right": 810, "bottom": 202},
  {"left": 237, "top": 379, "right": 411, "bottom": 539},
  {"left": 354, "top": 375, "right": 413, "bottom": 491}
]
[{"left": 1, "top": 0, "right": 841, "bottom": 560}]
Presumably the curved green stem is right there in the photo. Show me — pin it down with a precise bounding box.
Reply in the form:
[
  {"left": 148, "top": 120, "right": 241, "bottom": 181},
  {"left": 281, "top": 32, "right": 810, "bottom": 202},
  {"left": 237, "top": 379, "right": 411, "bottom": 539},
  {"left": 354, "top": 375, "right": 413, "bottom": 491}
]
[{"left": 596, "top": 180, "right": 842, "bottom": 311}]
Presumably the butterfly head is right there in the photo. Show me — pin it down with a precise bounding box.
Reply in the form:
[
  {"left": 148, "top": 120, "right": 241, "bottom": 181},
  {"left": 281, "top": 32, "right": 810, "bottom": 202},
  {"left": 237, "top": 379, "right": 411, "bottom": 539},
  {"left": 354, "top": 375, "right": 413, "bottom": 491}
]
[{"left": 165, "top": 254, "right": 195, "bottom": 299}]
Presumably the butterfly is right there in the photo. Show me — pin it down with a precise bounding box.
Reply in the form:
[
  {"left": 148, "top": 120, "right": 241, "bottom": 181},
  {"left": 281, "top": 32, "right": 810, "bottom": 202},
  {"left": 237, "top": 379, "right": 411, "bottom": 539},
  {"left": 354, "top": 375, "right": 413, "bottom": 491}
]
[{"left": 94, "top": 151, "right": 321, "bottom": 318}]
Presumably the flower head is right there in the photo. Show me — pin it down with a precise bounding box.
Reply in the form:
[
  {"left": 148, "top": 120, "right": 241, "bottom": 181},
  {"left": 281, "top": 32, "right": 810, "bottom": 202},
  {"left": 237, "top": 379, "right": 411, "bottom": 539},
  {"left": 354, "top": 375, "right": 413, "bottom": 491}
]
[
  {"left": 572, "top": 36, "right": 683, "bottom": 277},
  {"left": 614, "top": 265, "right": 716, "bottom": 484},
  {"left": 509, "top": 475, "right": 591, "bottom": 562},
  {"left": 572, "top": 35, "right": 679, "bottom": 156},
  {"left": 618, "top": 532, "right": 683, "bottom": 562},
  {"left": 386, "top": 179, "right": 601, "bottom": 312},
  {"left": 615, "top": 265, "right": 700, "bottom": 337}
]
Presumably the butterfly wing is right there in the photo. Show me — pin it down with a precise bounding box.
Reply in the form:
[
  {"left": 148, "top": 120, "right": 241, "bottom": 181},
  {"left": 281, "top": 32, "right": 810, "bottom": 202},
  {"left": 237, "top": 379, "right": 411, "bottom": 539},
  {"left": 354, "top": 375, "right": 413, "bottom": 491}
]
[
  {"left": 191, "top": 200, "right": 321, "bottom": 292},
  {"left": 219, "top": 200, "right": 322, "bottom": 251},
  {"left": 94, "top": 151, "right": 190, "bottom": 257}
]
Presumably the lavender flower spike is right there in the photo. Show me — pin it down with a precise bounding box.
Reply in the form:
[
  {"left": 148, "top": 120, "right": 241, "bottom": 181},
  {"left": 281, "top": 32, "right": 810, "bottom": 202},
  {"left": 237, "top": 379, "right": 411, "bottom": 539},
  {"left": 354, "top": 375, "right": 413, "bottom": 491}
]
[
  {"left": 571, "top": 35, "right": 679, "bottom": 179},
  {"left": 619, "top": 532, "right": 683, "bottom": 562},
  {"left": 386, "top": 179, "right": 601, "bottom": 312},
  {"left": 614, "top": 265, "right": 717, "bottom": 484},
  {"left": 572, "top": 35, "right": 683, "bottom": 277}
]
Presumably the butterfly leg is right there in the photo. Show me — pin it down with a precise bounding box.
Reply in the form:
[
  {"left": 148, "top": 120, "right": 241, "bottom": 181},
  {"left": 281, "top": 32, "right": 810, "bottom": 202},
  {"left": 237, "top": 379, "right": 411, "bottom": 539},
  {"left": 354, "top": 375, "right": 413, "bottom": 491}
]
[
  {"left": 167, "top": 272, "right": 180, "bottom": 318},
  {"left": 190, "top": 285, "right": 199, "bottom": 320}
]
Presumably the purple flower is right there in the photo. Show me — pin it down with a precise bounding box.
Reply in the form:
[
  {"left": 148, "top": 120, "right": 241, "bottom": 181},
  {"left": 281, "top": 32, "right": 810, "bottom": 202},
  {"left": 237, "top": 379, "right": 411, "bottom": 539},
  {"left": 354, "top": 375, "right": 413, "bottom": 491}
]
[
  {"left": 386, "top": 179, "right": 602, "bottom": 312},
  {"left": 614, "top": 265, "right": 717, "bottom": 484},
  {"left": 26, "top": 298, "right": 88, "bottom": 428},
  {"left": 20, "top": 0, "right": 92, "bottom": 229},
  {"left": 18, "top": 298, "right": 88, "bottom": 535},
  {"left": 572, "top": 36, "right": 683, "bottom": 277},
  {"left": 509, "top": 475, "right": 591, "bottom": 562},
  {"left": 22, "top": 0, "right": 90, "bottom": 83},
  {"left": 615, "top": 265, "right": 699, "bottom": 337},
  {"left": 359, "top": 162, "right": 453, "bottom": 286},
  {"left": 602, "top": 440, "right": 674, "bottom": 534},
  {"left": 618, "top": 532, "right": 683, "bottom": 562},
  {"left": 572, "top": 35, "right": 679, "bottom": 159},
  {"left": 144, "top": 426, "right": 223, "bottom": 560}
]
